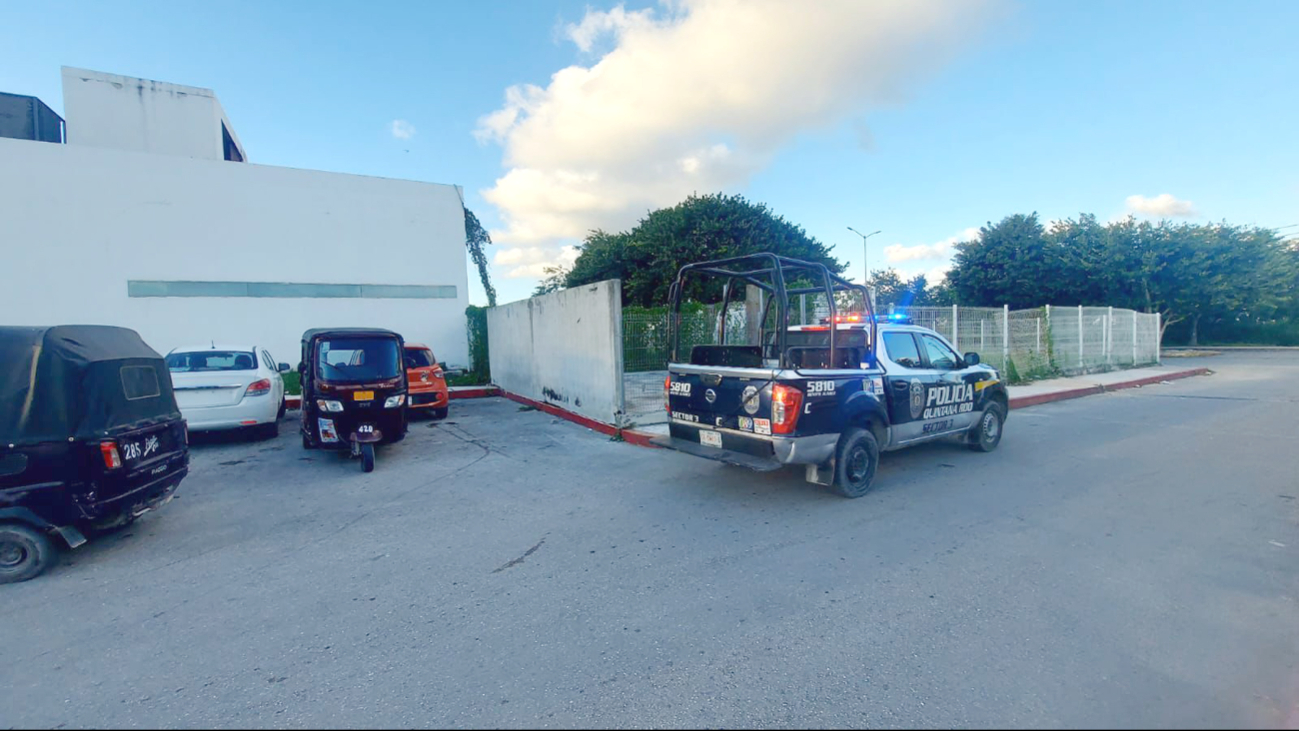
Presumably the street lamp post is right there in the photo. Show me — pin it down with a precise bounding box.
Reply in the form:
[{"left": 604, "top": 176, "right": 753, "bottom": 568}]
[{"left": 847, "top": 226, "right": 881, "bottom": 284}]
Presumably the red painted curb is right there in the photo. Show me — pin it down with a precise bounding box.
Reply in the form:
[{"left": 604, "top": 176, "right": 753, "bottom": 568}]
[
  {"left": 499, "top": 390, "right": 663, "bottom": 447},
  {"left": 501, "top": 391, "right": 622, "bottom": 438},
  {"left": 449, "top": 386, "right": 501, "bottom": 400},
  {"left": 621, "top": 429, "right": 662, "bottom": 448},
  {"left": 1009, "top": 385, "right": 1102, "bottom": 410},
  {"left": 1008, "top": 367, "right": 1209, "bottom": 410}
]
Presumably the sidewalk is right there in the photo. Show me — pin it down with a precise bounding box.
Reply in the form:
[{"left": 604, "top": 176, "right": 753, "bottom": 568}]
[{"left": 1008, "top": 365, "right": 1209, "bottom": 409}]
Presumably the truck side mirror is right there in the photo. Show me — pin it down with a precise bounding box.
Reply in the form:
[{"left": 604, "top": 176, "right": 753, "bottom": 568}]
[{"left": 963, "top": 352, "right": 980, "bottom": 366}]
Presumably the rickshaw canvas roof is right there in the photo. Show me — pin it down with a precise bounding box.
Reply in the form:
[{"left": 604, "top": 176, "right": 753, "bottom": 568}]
[
  {"left": 0, "top": 325, "right": 179, "bottom": 445},
  {"left": 300, "top": 328, "right": 402, "bottom": 343}
]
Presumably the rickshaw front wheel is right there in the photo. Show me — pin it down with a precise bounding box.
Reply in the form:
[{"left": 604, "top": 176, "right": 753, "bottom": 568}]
[{"left": 361, "top": 443, "right": 375, "bottom": 473}]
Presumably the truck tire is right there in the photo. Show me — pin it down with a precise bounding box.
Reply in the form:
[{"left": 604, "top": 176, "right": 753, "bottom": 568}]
[
  {"left": 0, "top": 522, "right": 57, "bottom": 584},
  {"left": 433, "top": 407, "right": 448, "bottom": 420},
  {"left": 831, "top": 428, "right": 879, "bottom": 499},
  {"left": 968, "top": 402, "right": 1006, "bottom": 452}
]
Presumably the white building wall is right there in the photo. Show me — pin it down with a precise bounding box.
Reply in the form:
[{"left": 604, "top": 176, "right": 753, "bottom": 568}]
[
  {"left": 0, "top": 137, "right": 468, "bottom": 368},
  {"left": 61, "top": 67, "right": 244, "bottom": 161},
  {"left": 487, "top": 281, "right": 625, "bottom": 425}
]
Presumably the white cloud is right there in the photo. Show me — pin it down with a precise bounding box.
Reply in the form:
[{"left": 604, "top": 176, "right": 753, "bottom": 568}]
[
  {"left": 1125, "top": 193, "right": 1196, "bottom": 218},
  {"left": 563, "top": 4, "right": 656, "bottom": 53},
  {"left": 476, "top": 0, "right": 1000, "bottom": 275},
  {"left": 390, "top": 119, "right": 416, "bottom": 140},
  {"left": 883, "top": 227, "right": 978, "bottom": 263},
  {"left": 494, "top": 245, "right": 580, "bottom": 279}
]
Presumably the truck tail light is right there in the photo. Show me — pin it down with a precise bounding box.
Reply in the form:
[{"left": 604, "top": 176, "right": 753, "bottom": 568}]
[
  {"left": 100, "top": 441, "right": 122, "bottom": 470},
  {"left": 245, "top": 379, "right": 272, "bottom": 397},
  {"left": 664, "top": 376, "right": 671, "bottom": 414},
  {"left": 771, "top": 384, "right": 804, "bottom": 435}
]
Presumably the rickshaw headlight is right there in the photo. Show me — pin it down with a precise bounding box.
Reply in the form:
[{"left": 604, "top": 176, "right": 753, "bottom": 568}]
[
  {"left": 317, "top": 399, "right": 344, "bottom": 412},
  {"left": 384, "top": 394, "right": 406, "bottom": 408}
]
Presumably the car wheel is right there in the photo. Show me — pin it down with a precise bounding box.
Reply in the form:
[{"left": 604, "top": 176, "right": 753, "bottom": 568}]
[
  {"left": 277, "top": 399, "right": 287, "bottom": 420},
  {"left": 0, "top": 523, "right": 57, "bottom": 584},
  {"left": 968, "top": 403, "right": 1006, "bottom": 452},
  {"left": 361, "top": 443, "right": 375, "bottom": 473},
  {"left": 433, "top": 407, "right": 448, "bottom": 420},
  {"left": 258, "top": 420, "right": 279, "bottom": 440},
  {"left": 831, "top": 428, "right": 879, "bottom": 499}
]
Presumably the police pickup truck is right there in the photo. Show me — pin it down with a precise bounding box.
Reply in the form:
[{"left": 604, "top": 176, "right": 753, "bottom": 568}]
[{"left": 653, "top": 254, "right": 1009, "bottom": 498}]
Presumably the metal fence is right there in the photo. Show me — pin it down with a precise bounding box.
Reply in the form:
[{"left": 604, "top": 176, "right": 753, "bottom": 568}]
[{"left": 906, "top": 305, "right": 1161, "bottom": 379}]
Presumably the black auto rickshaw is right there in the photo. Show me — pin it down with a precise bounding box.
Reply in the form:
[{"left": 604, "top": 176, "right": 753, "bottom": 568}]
[
  {"left": 0, "top": 326, "right": 189, "bottom": 583},
  {"left": 298, "top": 328, "right": 408, "bottom": 472}
]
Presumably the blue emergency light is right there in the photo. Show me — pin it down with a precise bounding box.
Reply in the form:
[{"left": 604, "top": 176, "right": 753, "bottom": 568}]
[{"left": 875, "top": 313, "right": 913, "bottom": 324}]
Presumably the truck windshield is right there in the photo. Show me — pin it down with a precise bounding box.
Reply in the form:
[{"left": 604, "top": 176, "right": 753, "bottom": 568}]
[{"left": 316, "top": 338, "right": 401, "bottom": 382}]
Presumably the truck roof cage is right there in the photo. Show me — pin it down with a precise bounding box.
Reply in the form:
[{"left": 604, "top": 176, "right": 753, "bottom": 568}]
[{"left": 667, "top": 253, "right": 876, "bottom": 370}]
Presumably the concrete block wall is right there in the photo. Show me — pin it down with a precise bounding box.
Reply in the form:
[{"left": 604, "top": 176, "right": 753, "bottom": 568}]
[{"left": 487, "top": 281, "right": 625, "bottom": 426}]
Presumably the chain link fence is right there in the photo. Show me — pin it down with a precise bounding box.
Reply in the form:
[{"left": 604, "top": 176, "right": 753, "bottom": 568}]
[{"left": 908, "top": 305, "right": 1160, "bottom": 379}]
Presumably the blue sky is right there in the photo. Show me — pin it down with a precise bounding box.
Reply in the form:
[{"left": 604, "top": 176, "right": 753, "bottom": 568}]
[{"left": 2, "top": 0, "right": 1295, "bottom": 305}]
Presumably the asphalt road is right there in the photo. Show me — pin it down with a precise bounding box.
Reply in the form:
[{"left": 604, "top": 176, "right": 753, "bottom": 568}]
[{"left": 3, "top": 352, "right": 1297, "bottom": 729}]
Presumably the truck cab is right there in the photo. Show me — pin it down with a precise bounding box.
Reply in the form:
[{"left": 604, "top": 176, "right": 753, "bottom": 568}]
[{"left": 652, "top": 254, "right": 1008, "bottom": 498}]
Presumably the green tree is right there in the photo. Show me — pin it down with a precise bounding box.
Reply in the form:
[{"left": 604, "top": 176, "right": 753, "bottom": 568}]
[
  {"left": 947, "top": 213, "right": 1078, "bottom": 309},
  {"left": 464, "top": 208, "right": 497, "bottom": 307},
  {"left": 564, "top": 194, "right": 844, "bottom": 306}
]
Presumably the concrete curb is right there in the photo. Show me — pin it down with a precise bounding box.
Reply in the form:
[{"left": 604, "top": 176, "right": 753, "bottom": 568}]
[
  {"left": 1164, "top": 346, "right": 1299, "bottom": 351},
  {"left": 1008, "top": 367, "right": 1210, "bottom": 410},
  {"left": 449, "top": 386, "right": 501, "bottom": 399}
]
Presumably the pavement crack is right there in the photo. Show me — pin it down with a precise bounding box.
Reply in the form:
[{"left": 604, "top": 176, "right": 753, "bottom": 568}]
[{"left": 492, "top": 537, "right": 546, "bottom": 574}]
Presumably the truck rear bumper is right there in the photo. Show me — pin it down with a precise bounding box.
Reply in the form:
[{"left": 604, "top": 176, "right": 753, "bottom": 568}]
[
  {"left": 659, "top": 422, "right": 839, "bottom": 468},
  {"left": 649, "top": 435, "right": 784, "bottom": 471}
]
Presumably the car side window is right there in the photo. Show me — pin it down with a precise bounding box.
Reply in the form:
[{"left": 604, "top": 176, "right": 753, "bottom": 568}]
[
  {"left": 882, "top": 332, "right": 923, "bottom": 368},
  {"left": 919, "top": 334, "right": 959, "bottom": 370},
  {"left": 260, "top": 350, "right": 276, "bottom": 372}
]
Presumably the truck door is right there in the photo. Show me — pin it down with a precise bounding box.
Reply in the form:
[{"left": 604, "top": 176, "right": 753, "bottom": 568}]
[
  {"left": 878, "top": 331, "right": 937, "bottom": 444},
  {"left": 915, "top": 332, "right": 980, "bottom": 430}
]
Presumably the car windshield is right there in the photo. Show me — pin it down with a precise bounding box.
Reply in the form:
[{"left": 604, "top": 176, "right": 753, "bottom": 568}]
[
  {"left": 166, "top": 351, "right": 257, "bottom": 372},
  {"left": 405, "top": 348, "right": 437, "bottom": 368},
  {"left": 316, "top": 337, "right": 401, "bottom": 382}
]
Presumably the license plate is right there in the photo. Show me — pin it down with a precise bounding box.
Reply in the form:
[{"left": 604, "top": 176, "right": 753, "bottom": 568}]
[
  {"left": 353, "top": 391, "right": 374, "bottom": 401},
  {"left": 700, "top": 430, "right": 722, "bottom": 448}
]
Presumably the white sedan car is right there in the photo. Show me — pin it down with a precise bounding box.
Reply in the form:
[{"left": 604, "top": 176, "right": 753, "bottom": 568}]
[{"left": 165, "top": 344, "right": 289, "bottom": 437}]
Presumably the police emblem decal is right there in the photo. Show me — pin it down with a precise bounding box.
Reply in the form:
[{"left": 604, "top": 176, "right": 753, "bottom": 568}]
[{"left": 909, "top": 379, "right": 925, "bottom": 420}]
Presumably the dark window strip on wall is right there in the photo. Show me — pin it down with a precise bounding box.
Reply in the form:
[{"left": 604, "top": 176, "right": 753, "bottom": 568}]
[{"left": 128, "top": 280, "right": 457, "bottom": 299}]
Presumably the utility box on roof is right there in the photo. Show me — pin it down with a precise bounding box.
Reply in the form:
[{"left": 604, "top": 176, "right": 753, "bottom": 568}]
[{"left": 0, "top": 92, "right": 64, "bottom": 144}]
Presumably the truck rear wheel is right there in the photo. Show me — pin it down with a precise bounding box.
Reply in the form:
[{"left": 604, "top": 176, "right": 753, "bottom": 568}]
[
  {"left": 832, "top": 428, "right": 879, "bottom": 499},
  {"left": 0, "top": 523, "right": 56, "bottom": 584}
]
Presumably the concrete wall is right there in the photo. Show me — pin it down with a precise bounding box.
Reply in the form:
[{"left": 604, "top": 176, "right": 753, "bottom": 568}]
[
  {"left": 61, "top": 67, "right": 244, "bottom": 161},
  {"left": 0, "top": 136, "right": 469, "bottom": 368},
  {"left": 487, "top": 281, "right": 625, "bottom": 426}
]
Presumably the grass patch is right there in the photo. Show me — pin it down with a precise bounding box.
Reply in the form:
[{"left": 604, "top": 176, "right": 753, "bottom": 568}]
[
  {"left": 448, "top": 372, "right": 490, "bottom": 387},
  {"left": 282, "top": 370, "right": 301, "bottom": 395}
]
